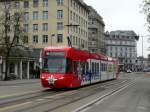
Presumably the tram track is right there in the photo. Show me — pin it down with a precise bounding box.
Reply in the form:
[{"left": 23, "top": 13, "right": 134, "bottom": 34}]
[
  {"left": 0, "top": 79, "right": 132, "bottom": 112},
  {"left": 44, "top": 79, "right": 133, "bottom": 112},
  {"left": 0, "top": 81, "right": 39, "bottom": 87},
  {"left": 72, "top": 81, "right": 136, "bottom": 112},
  {"left": 9, "top": 84, "right": 107, "bottom": 112},
  {"left": 0, "top": 89, "right": 58, "bottom": 108},
  {"left": 0, "top": 79, "right": 126, "bottom": 100},
  {"left": 0, "top": 79, "right": 127, "bottom": 102}
]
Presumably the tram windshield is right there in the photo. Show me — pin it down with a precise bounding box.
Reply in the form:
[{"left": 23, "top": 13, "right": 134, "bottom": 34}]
[
  {"left": 42, "top": 56, "right": 66, "bottom": 73},
  {"left": 42, "top": 55, "right": 72, "bottom": 74}
]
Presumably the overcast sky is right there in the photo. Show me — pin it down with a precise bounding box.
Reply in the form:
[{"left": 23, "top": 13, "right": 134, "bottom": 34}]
[{"left": 84, "top": 0, "right": 150, "bottom": 58}]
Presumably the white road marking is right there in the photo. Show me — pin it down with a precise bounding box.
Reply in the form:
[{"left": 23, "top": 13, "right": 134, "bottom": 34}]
[
  {"left": 79, "top": 107, "right": 92, "bottom": 112},
  {"left": 0, "top": 102, "right": 32, "bottom": 111},
  {"left": 95, "top": 82, "right": 134, "bottom": 105},
  {"left": 0, "top": 90, "right": 42, "bottom": 99},
  {"left": 72, "top": 81, "right": 135, "bottom": 112},
  {"left": 36, "top": 99, "right": 45, "bottom": 101},
  {"left": 44, "top": 90, "right": 77, "bottom": 99}
]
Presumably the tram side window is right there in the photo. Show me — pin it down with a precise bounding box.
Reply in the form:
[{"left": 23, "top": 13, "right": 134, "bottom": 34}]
[
  {"left": 73, "top": 61, "right": 78, "bottom": 75},
  {"left": 95, "top": 62, "right": 96, "bottom": 73},
  {"left": 104, "top": 63, "right": 105, "bottom": 71},
  {"left": 105, "top": 64, "right": 107, "bottom": 71},
  {"left": 102, "top": 63, "right": 104, "bottom": 72},
  {"left": 81, "top": 62, "right": 85, "bottom": 74},
  {"left": 86, "top": 62, "right": 89, "bottom": 71},
  {"left": 66, "top": 58, "right": 72, "bottom": 73},
  {"left": 77, "top": 62, "right": 82, "bottom": 75},
  {"left": 92, "top": 62, "right": 94, "bottom": 73},
  {"left": 97, "top": 63, "right": 99, "bottom": 73},
  {"left": 101, "top": 63, "right": 103, "bottom": 72}
]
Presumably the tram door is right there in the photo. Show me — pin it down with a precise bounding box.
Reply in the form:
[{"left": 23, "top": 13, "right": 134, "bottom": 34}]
[
  {"left": 77, "top": 62, "right": 82, "bottom": 80},
  {"left": 73, "top": 61, "right": 78, "bottom": 77},
  {"left": 73, "top": 61, "right": 82, "bottom": 86},
  {"left": 73, "top": 61, "right": 79, "bottom": 86}
]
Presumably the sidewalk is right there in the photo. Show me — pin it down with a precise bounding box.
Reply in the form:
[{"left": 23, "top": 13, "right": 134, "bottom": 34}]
[{"left": 0, "top": 79, "right": 40, "bottom": 86}]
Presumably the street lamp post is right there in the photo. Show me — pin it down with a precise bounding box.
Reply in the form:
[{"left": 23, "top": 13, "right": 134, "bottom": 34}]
[
  {"left": 142, "top": 36, "right": 143, "bottom": 58},
  {"left": 140, "top": 35, "right": 150, "bottom": 71}
]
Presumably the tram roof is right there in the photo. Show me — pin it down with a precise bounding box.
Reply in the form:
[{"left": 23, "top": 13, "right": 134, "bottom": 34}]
[
  {"left": 44, "top": 46, "right": 72, "bottom": 51},
  {"left": 43, "top": 46, "right": 118, "bottom": 62}
]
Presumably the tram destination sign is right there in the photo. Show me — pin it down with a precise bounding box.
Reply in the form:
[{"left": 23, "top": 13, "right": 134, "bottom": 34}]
[{"left": 46, "top": 52, "right": 65, "bottom": 57}]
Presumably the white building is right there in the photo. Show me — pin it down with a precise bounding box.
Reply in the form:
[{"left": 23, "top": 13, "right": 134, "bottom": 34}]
[{"left": 105, "top": 30, "right": 139, "bottom": 71}]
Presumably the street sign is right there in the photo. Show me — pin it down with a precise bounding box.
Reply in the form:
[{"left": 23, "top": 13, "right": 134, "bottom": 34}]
[{"left": 0, "top": 56, "right": 2, "bottom": 64}]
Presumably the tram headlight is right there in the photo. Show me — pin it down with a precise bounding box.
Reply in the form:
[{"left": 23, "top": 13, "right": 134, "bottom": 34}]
[
  {"left": 59, "top": 77, "right": 64, "bottom": 79},
  {"left": 41, "top": 76, "right": 45, "bottom": 79}
]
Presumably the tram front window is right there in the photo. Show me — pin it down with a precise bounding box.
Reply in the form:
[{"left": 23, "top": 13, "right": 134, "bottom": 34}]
[
  {"left": 43, "top": 57, "right": 66, "bottom": 73},
  {"left": 42, "top": 57, "right": 72, "bottom": 74}
]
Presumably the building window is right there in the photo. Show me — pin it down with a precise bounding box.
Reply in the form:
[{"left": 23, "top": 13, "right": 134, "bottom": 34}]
[
  {"left": 14, "top": 1, "right": 20, "bottom": 8},
  {"left": 33, "top": 35, "right": 38, "bottom": 43},
  {"left": 14, "top": 12, "right": 20, "bottom": 20},
  {"left": 70, "top": 11, "right": 72, "bottom": 20},
  {"left": 57, "top": 22, "right": 63, "bottom": 30},
  {"left": 33, "top": 11, "right": 38, "bottom": 20},
  {"left": 57, "top": 34, "right": 63, "bottom": 43},
  {"left": 23, "top": 24, "right": 28, "bottom": 32},
  {"left": 43, "top": 0, "right": 48, "bottom": 7},
  {"left": 42, "top": 23, "right": 48, "bottom": 31},
  {"left": 43, "top": 11, "right": 48, "bottom": 20},
  {"left": 33, "top": 0, "right": 39, "bottom": 8},
  {"left": 23, "top": 36, "right": 28, "bottom": 43},
  {"left": 110, "top": 52, "right": 112, "bottom": 57},
  {"left": 24, "top": 12, "right": 29, "bottom": 22},
  {"left": 15, "top": 36, "right": 19, "bottom": 43},
  {"left": 57, "top": 10, "right": 63, "bottom": 19},
  {"left": 24, "top": 1, "right": 29, "bottom": 8},
  {"left": 56, "top": 0, "right": 63, "bottom": 6},
  {"left": 43, "top": 35, "right": 48, "bottom": 43},
  {"left": 33, "top": 24, "right": 38, "bottom": 31}
]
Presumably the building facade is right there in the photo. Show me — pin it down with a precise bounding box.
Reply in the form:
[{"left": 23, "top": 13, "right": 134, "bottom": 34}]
[
  {"left": 0, "top": 0, "right": 90, "bottom": 80},
  {"left": 88, "top": 6, "right": 105, "bottom": 54},
  {"left": 136, "top": 56, "right": 148, "bottom": 71},
  {"left": 0, "top": 0, "right": 89, "bottom": 50},
  {"left": 105, "top": 30, "right": 138, "bottom": 71},
  {"left": 21, "top": 0, "right": 89, "bottom": 50}
]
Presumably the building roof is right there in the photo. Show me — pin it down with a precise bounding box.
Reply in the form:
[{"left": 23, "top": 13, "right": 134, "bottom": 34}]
[
  {"left": 88, "top": 6, "right": 105, "bottom": 26},
  {"left": 76, "top": 0, "right": 90, "bottom": 12},
  {"left": 107, "top": 30, "right": 139, "bottom": 40}
]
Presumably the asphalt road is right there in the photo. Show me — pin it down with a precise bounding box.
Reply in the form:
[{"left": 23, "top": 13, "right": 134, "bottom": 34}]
[
  {"left": 78, "top": 72, "right": 150, "bottom": 112},
  {"left": 0, "top": 72, "right": 149, "bottom": 112}
]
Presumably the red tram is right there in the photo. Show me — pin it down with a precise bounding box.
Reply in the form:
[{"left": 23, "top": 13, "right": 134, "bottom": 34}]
[{"left": 40, "top": 47, "right": 119, "bottom": 88}]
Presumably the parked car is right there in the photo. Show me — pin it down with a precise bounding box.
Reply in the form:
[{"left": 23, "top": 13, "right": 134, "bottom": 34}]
[
  {"left": 126, "top": 69, "right": 132, "bottom": 73},
  {"left": 143, "top": 68, "right": 150, "bottom": 72}
]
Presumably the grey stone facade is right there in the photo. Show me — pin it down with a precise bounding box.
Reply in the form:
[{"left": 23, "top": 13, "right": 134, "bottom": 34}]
[
  {"left": 105, "top": 30, "right": 139, "bottom": 71},
  {"left": 0, "top": 49, "right": 41, "bottom": 80},
  {"left": 88, "top": 6, "right": 106, "bottom": 55}
]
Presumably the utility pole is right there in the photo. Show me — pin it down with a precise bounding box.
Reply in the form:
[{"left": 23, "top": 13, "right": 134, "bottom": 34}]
[
  {"left": 140, "top": 35, "right": 150, "bottom": 71},
  {"left": 142, "top": 36, "right": 143, "bottom": 58}
]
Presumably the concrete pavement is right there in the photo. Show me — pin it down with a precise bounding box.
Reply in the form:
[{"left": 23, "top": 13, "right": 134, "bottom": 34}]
[{"left": 0, "top": 79, "right": 40, "bottom": 86}]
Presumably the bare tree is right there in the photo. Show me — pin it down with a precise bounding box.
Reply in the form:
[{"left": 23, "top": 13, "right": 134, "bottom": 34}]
[
  {"left": 0, "top": 1, "right": 27, "bottom": 80},
  {"left": 142, "top": 0, "right": 150, "bottom": 32}
]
